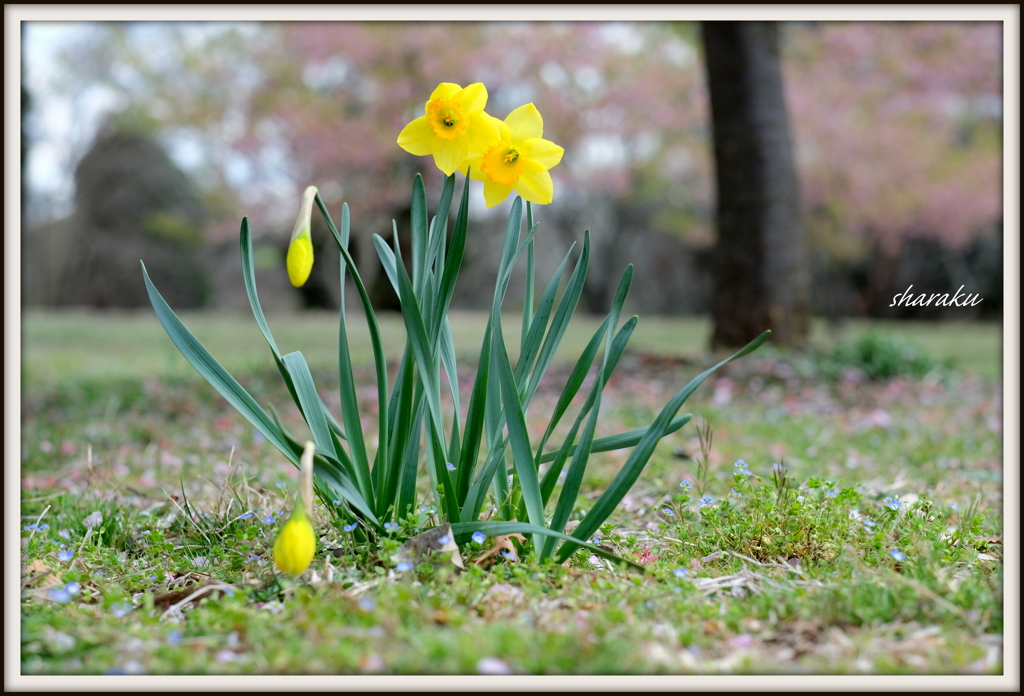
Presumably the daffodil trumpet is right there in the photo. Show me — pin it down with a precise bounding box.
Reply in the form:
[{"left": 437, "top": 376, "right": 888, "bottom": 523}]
[
  {"left": 286, "top": 186, "right": 318, "bottom": 288},
  {"left": 273, "top": 441, "right": 317, "bottom": 576}
]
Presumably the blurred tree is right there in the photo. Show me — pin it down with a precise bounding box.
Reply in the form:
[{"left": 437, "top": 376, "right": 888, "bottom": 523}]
[
  {"left": 702, "top": 21, "right": 808, "bottom": 348},
  {"left": 57, "top": 121, "right": 209, "bottom": 308}
]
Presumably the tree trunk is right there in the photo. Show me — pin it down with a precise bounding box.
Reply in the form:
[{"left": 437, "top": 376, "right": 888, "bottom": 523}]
[{"left": 702, "top": 21, "right": 809, "bottom": 348}]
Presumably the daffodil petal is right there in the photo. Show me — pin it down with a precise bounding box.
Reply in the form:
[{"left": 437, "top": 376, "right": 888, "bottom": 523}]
[
  {"left": 397, "top": 117, "right": 435, "bottom": 156},
  {"left": 515, "top": 168, "right": 554, "bottom": 206},
  {"left": 523, "top": 138, "right": 564, "bottom": 170},
  {"left": 505, "top": 103, "right": 544, "bottom": 143},
  {"left": 461, "top": 154, "right": 485, "bottom": 180},
  {"left": 465, "top": 114, "right": 501, "bottom": 153},
  {"left": 457, "top": 83, "right": 488, "bottom": 113},
  {"left": 432, "top": 137, "right": 468, "bottom": 177},
  {"left": 428, "top": 82, "right": 462, "bottom": 106},
  {"left": 483, "top": 179, "right": 514, "bottom": 208}
]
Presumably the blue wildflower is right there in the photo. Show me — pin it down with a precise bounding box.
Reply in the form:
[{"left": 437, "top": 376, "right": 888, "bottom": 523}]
[
  {"left": 49, "top": 587, "right": 72, "bottom": 603},
  {"left": 863, "top": 519, "right": 877, "bottom": 528},
  {"left": 699, "top": 495, "right": 715, "bottom": 508},
  {"left": 471, "top": 531, "right": 487, "bottom": 544},
  {"left": 889, "top": 549, "right": 907, "bottom": 561},
  {"left": 396, "top": 561, "right": 413, "bottom": 572},
  {"left": 239, "top": 512, "right": 253, "bottom": 520},
  {"left": 57, "top": 550, "right": 74, "bottom": 562},
  {"left": 731, "top": 488, "right": 743, "bottom": 497},
  {"left": 949, "top": 502, "right": 959, "bottom": 511},
  {"left": 358, "top": 598, "right": 376, "bottom": 611},
  {"left": 23, "top": 524, "right": 37, "bottom": 532},
  {"left": 261, "top": 516, "right": 276, "bottom": 524},
  {"left": 772, "top": 462, "right": 785, "bottom": 471},
  {"left": 332, "top": 500, "right": 341, "bottom": 506},
  {"left": 679, "top": 480, "right": 693, "bottom": 490},
  {"left": 437, "top": 534, "right": 452, "bottom": 545},
  {"left": 248, "top": 555, "right": 261, "bottom": 562},
  {"left": 446, "top": 462, "right": 457, "bottom": 471},
  {"left": 884, "top": 497, "right": 901, "bottom": 511},
  {"left": 65, "top": 581, "right": 80, "bottom": 595},
  {"left": 110, "top": 601, "right": 133, "bottom": 618},
  {"left": 167, "top": 630, "right": 184, "bottom": 647},
  {"left": 275, "top": 482, "right": 287, "bottom": 489},
  {"left": 825, "top": 490, "right": 838, "bottom": 498},
  {"left": 38, "top": 523, "right": 50, "bottom": 530},
  {"left": 142, "top": 530, "right": 151, "bottom": 535},
  {"left": 500, "top": 549, "right": 516, "bottom": 560},
  {"left": 662, "top": 507, "right": 675, "bottom": 516},
  {"left": 734, "top": 460, "right": 754, "bottom": 475},
  {"left": 590, "top": 537, "right": 601, "bottom": 545},
  {"left": 343, "top": 523, "right": 359, "bottom": 532},
  {"left": 384, "top": 522, "right": 399, "bottom": 532},
  {"left": 673, "top": 567, "right": 688, "bottom": 578}
]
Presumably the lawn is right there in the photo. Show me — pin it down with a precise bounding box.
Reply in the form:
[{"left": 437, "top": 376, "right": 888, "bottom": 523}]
[{"left": 17, "top": 310, "right": 1005, "bottom": 679}]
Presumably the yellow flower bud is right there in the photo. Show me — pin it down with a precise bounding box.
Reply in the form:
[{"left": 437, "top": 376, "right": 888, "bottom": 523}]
[
  {"left": 273, "top": 506, "right": 316, "bottom": 576},
  {"left": 273, "top": 441, "right": 317, "bottom": 576},
  {"left": 287, "top": 186, "right": 318, "bottom": 287}
]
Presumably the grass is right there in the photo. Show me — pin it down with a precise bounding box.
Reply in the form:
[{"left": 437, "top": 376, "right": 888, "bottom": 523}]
[{"left": 17, "top": 311, "right": 1005, "bottom": 676}]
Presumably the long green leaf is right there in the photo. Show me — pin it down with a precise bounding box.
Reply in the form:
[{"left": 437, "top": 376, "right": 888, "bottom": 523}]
[
  {"left": 539, "top": 414, "right": 692, "bottom": 464},
  {"left": 554, "top": 330, "right": 772, "bottom": 563}
]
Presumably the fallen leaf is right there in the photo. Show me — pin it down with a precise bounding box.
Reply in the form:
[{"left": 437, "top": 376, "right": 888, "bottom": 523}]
[{"left": 392, "top": 523, "right": 465, "bottom": 570}]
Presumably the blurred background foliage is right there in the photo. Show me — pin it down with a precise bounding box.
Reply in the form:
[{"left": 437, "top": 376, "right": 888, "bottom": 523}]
[{"left": 20, "top": 21, "right": 1003, "bottom": 318}]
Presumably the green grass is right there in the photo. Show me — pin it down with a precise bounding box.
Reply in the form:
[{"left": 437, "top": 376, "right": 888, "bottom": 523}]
[{"left": 18, "top": 311, "right": 1004, "bottom": 676}]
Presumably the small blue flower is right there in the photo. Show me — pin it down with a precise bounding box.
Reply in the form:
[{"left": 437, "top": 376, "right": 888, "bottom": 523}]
[
  {"left": 662, "top": 507, "right": 675, "bottom": 516},
  {"left": 889, "top": 549, "right": 907, "bottom": 561},
  {"left": 276, "top": 482, "right": 287, "bottom": 489},
  {"left": 949, "top": 502, "right": 960, "bottom": 511},
  {"left": 471, "top": 531, "right": 487, "bottom": 544},
  {"left": 167, "top": 630, "right": 184, "bottom": 647},
  {"left": 24, "top": 524, "right": 37, "bottom": 531},
  {"left": 248, "top": 555, "right": 261, "bottom": 562},
  {"left": 384, "top": 522, "right": 399, "bottom": 532},
  {"left": 734, "top": 459, "right": 747, "bottom": 468},
  {"left": 332, "top": 500, "right": 341, "bottom": 506},
  {"left": 884, "top": 497, "right": 901, "bottom": 511},
  {"left": 149, "top": 575, "right": 158, "bottom": 581},
  {"left": 772, "top": 462, "right": 785, "bottom": 471},
  {"left": 699, "top": 495, "right": 715, "bottom": 509},
  {"left": 500, "top": 549, "right": 516, "bottom": 560},
  {"left": 261, "top": 516, "right": 276, "bottom": 524},
  {"left": 396, "top": 561, "right": 413, "bottom": 572},
  {"left": 673, "top": 567, "right": 688, "bottom": 578},
  {"left": 358, "top": 598, "right": 376, "bottom": 611},
  {"left": 38, "top": 523, "right": 50, "bottom": 530},
  {"left": 110, "top": 601, "right": 133, "bottom": 618},
  {"left": 825, "top": 490, "right": 838, "bottom": 498},
  {"left": 240, "top": 512, "right": 253, "bottom": 520},
  {"left": 731, "top": 488, "right": 743, "bottom": 497},
  {"left": 142, "top": 530, "right": 151, "bottom": 535},
  {"left": 92, "top": 571, "right": 105, "bottom": 578},
  {"left": 437, "top": 534, "right": 452, "bottom": 545},
  {"left": 863, "top": 519, "right": 877, "bottom": 528},
  {"left": 57, "top": 550, "right": 74, "bottom": 562},
  {"left": 679, "top": 480, "right": 693, "bottom": 490},
  {"left": 65, "top": 581, "right": 80, "bottom": 595},
  {"left": 49, "top": 587, "right": 73, "bottom": 603},
  {"left": 590, "top": 537, "right": 601, "bottom": 545},
  {"left": 343, "top": 523, "right": 359, "bottom": 532},
  {"left": 446, "top": 462, "right": 457, "bottom": 471}
]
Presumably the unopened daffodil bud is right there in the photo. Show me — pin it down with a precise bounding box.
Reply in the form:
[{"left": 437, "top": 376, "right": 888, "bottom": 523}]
[
  {"left": 273, "top": 441, "right": 317, "bottom": 576},
  {"left": 286, "top": 186, "right": 318, "bottom": 287}
]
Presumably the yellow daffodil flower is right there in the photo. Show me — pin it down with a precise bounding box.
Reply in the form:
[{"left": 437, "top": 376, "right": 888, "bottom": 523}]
[
  {"left": 273, "top": 442, "right": 317, "bottom": 576},
  {"left": 397, "top": 83, "right": 499, "bottom": 176},
  {"left": 286, "top": 186, "right": 317, "bottom": 287},
  {"left": 461, "top": 103, "right": 564, "bottom": 208}
]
